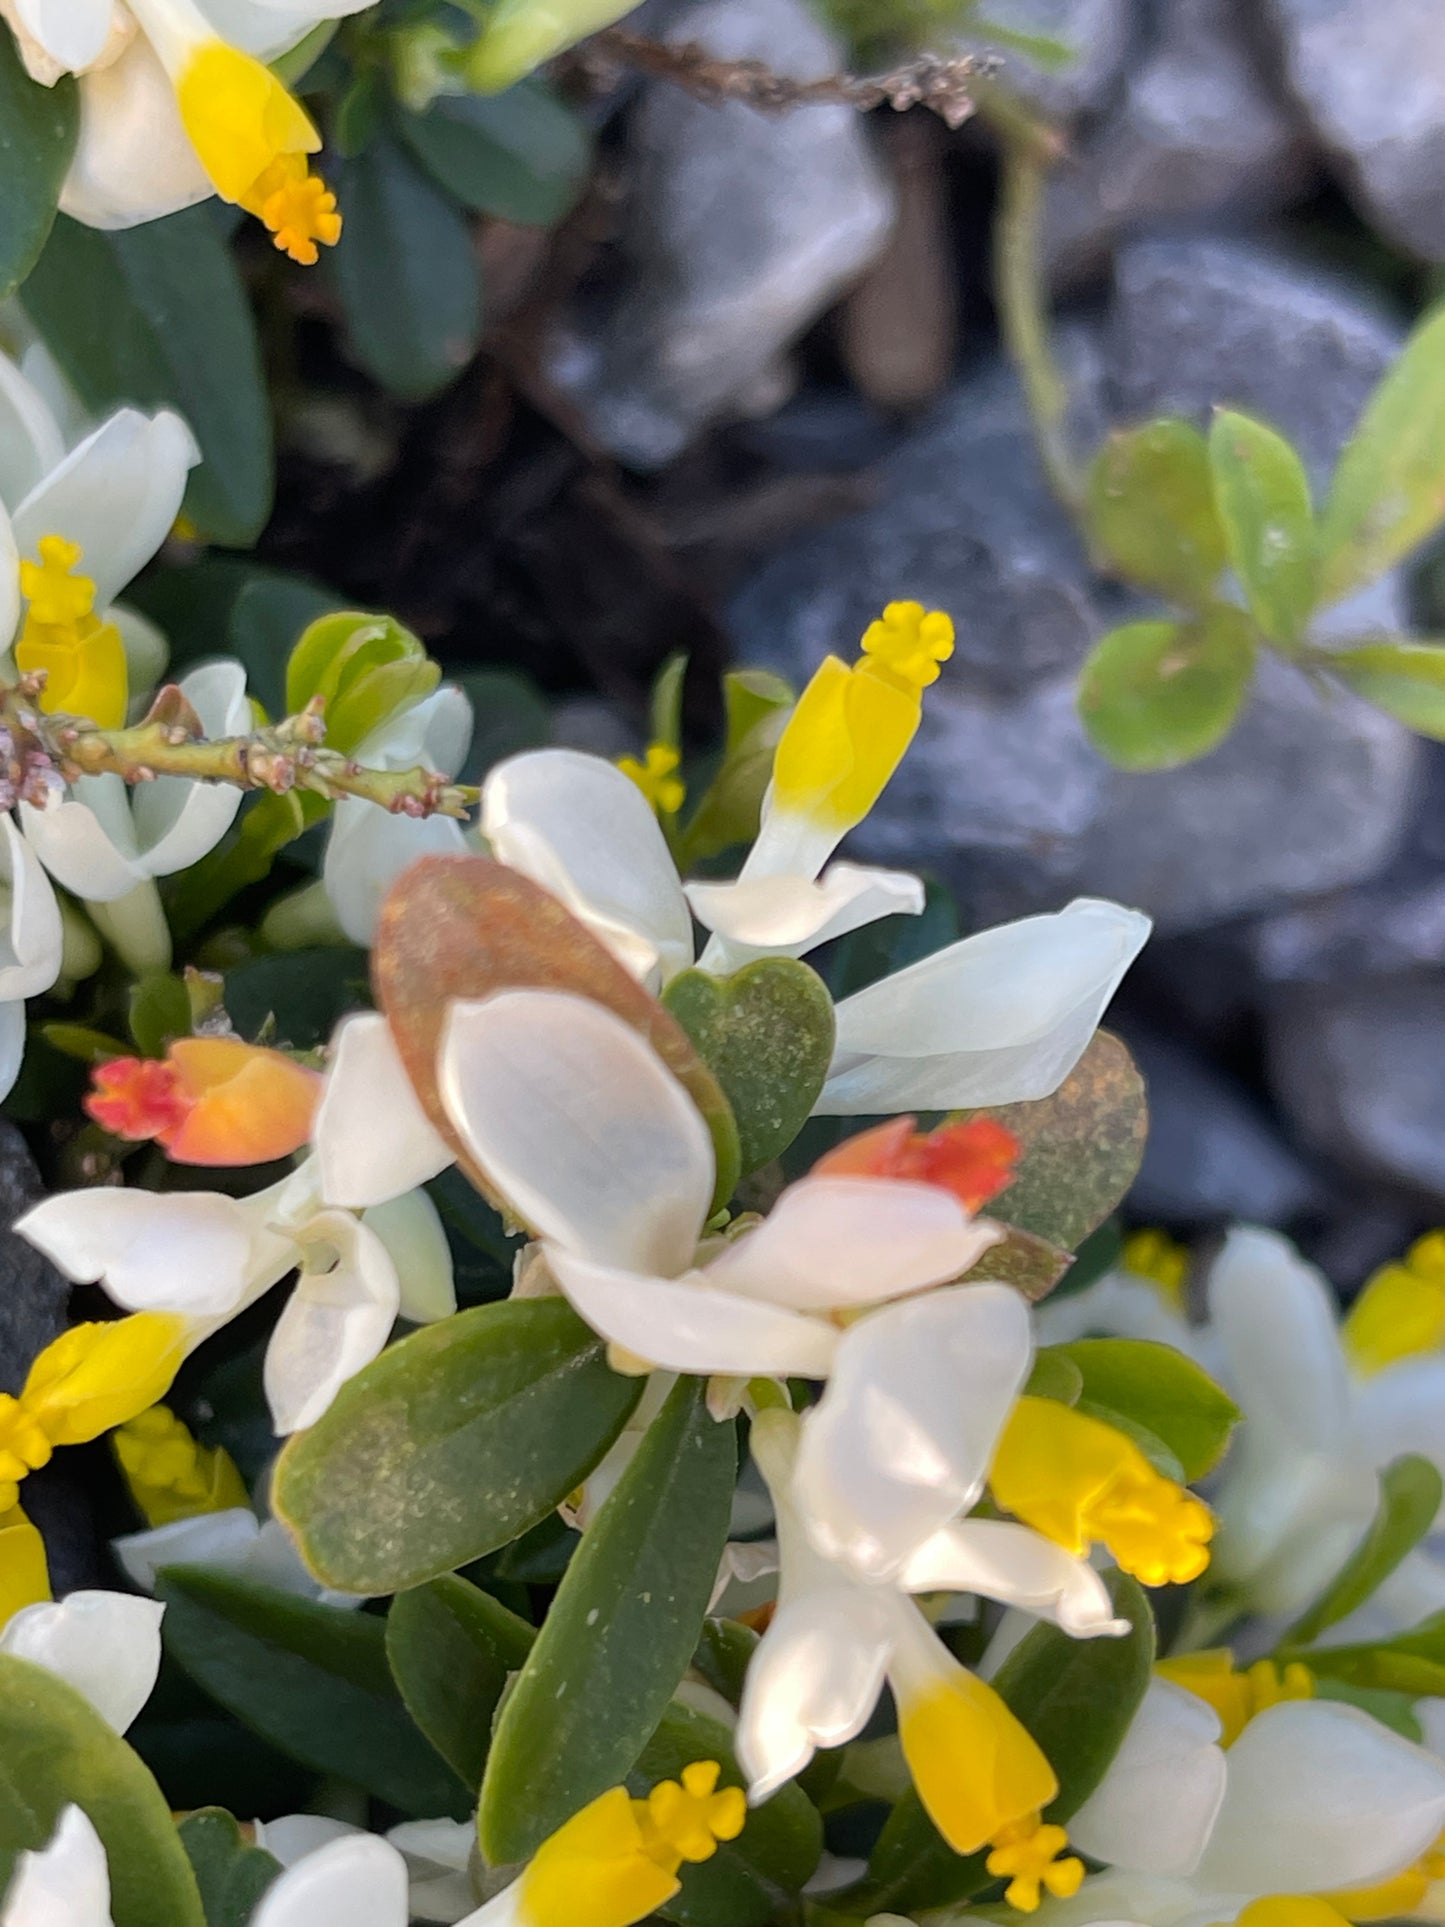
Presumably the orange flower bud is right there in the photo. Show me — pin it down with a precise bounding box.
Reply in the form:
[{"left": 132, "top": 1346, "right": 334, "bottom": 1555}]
[
  {"left": 85, "top": 1037, "right": 321, "bottom": 1167},
  {"left": 815, "top": 1115, "right": 1019, "bottom": 1212}
]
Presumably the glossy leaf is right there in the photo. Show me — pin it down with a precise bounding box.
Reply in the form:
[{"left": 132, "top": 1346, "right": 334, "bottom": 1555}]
[
  {"left": 1288, "top": 1455, "right": 1445, "bottom": 1646},
  {"left": 663, "top": 959, "right": 836, "bottom": 1173},
  {"left": 1087, "top": 420, "right": 1226, "bottom": 603},
  {"left": 1209, "top": 408, "right": 1318, "bottom": 647},
  {"left": 397, "top": 82, "right": 591, "bottom": 226},
  {"left": 156, "top": 1568, "right": 468, "bottom": 1817},
  {"left": 386, "top": 1576, "right": 536, "bottom": 1791},
  {"left": 479, "top": 1379, "right": 737, "bottom": 1862},
  {"left": 0, "top": 1652, "right": 205, "bottom": 1927},
  {"left": 273, "top": 1297, "right": 641, "bottom": 1594},
  {"left": 858, "top": 1571, "right": 1153, "bottom": 1914},
  {"left": 177, "top": 1809, "right": 281, "bottom": 1927},
  {"left": 1328, "top": 640, "right": 1445, "bottom": 739},
  {"left": 1078, "top": 610, "right": 1256, "bottom": 771},
  {"left": 0, "top": 34, "right": 76, "bottom": 298},
  {"left": 1320, "top": 302, "right": 1445, "bottom": 600},
  {"left": 25, "top": 210, "right": 272, "bottom": 544},
  {"left": 1048, "top": 1338, "right": 1240, "bottom": 1480},
  {"left": 956, "top": 1031, "right": 1148, "bottom": 1254}
]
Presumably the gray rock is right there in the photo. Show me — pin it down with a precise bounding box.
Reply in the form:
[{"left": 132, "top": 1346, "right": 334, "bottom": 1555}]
[
  {"left": 553, "top": 0, "right": 895, "bottom": 469},
  {"left": 1267, "top": 976, "right": 1445, "bottom": 1200},
  {"left": 1118, "top": 1024, "right": 1322, "bottom": 1225},
  {"left": 1263, "top": 0, "right": 1445, "bottom": 260},
  {"left": 0, "top": 1120, "right": 68, "bottom": 1397},
  {"left": 1045, "top": 0, "right": 1312, "bottom": 288},
  {"left": 960, "top": 0, "right": 1136, "bottom": 121}
]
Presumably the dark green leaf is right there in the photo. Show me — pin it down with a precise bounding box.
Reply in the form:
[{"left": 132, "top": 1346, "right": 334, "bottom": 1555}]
[
  {"left": 0, "top": 33, "right": 76, "bottom": 298},
  {"left": 223, "top": 947, "right": 371, "bottom": 1051},
  {"left": 25, "top": 210, "right": 272, "bottom": 544},
  {"left": 1078, "top": 609, "right": 1256, "bottom": 771},
  {"left": 1086, "top": 420, "right": 1226, "bottom": 603},
  {"left": 479, "top": 1378, "right": 737, "bottom": 1862},
  {"left": 177, "top": 1809, "right": 280, "bottom": 1927},
  {"left": 129, "top": 973, "right": 191, "bottom": 1057},
  {"left": 1049, "top": 1338, "right": 1240, "bottom": 1481},
  {"left": 326, "top": 137, "right": 482, "bottom": 400},
  {"left": 273, "top": 1298, "right": 642, "bottom": 1594},
  {"left": 397, "top": 81, "right": 590, "bottom": 225},
  {"left": 651, "top": 651, "right": 689, "bottom": 755},
  {"left": 1298, "top": 1610, "right": 1445, "bottom": 1697},
  {"left": 155, "top": 1567, "right": 468, "bottom": 1818},
  {"left": 1209, "top": 408, "right": 1318, "bottom": 647},
  {"left": 1287, "top": 1455, "right": 1445, "bottom": 1646},
  {"left": 1329, "top": 640, "right": 1445, "bottom": 739},
  {"left": 1321, "top": 301, "right": 1445, "bottom": 600},
  {"left": 0, "top": 1653, "right": 205, "bottom": 1927},
  {"left": 663, "top": 959, "right": 836, "bottom": 1172},
  {"left": 386, "top": 1575, "right": 536, "bottom": 1791}
]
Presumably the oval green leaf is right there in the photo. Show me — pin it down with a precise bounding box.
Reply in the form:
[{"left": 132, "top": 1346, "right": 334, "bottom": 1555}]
[
  {"left": 479, "top": 1377, "right": 737, "bottom": 1863},
  {"left": 273, "top": 1297, "right": 641, "bottom": 1594},
  {"left": 0, "top": 1652, "right": 205, "bottom": 1927},
  {"left": 1049, "top": 1337, "right": 1240, "bottom": 1480},
  {"left": 155, "top": 1567, "right": 468, "bottom": 1818},
  {"left": 397, "top": 82, "right": 591, "bottom": 226},
  {"left": 1086, "top": 419, "right": 1226, "bottom": 603},
  {"left": 1328, "top": 640, "right": 1445, "bottom": 739},
  {"left": 1209, "top": 408, "right": 1318, "bottom": 648},
  {"left": 1078, "top": 609, "right": 1256, "bottom": 771},
  {"left": 386, "top": 1575, "right": 536, "bottom": 1792},
  {"left": 0, "top": 32, "right": 76, "bottom": 299}
]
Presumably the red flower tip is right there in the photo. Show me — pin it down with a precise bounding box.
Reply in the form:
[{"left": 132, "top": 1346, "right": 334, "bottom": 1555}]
[
  {"left": 814, "top": 1114, "right": 1020, "bottom": 1212},
  {"left": 84, "top": 1038, "right": 321, "bottom": 1167},
  {"left": 84, "top": 1057, "right": 190, "bottom": 1143}
]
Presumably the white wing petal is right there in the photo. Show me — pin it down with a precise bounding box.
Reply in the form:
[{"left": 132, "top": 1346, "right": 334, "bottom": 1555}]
[
  {"left": 1069, "top": 1680, "right": 1226, "bottom": 1877},
  {"left": 263, "top": 1213, "right": 400, "bottom": 1434},
  {"left": 315, "top": 1011, "right": 453, "bottom": 1210},
  {"left": 0, "top": 1592, "right": 164, "bottom": 1735}
]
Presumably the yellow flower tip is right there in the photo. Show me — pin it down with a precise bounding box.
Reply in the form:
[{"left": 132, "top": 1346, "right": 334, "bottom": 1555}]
[
  {"left": 0, "top": 1396, "right": 55, "bottom": 1493},
  {"left": 618, "top": 743, "right": 686, "bottom": 817},
  {"left": 14, "top": 534, "right": 129, "bottom": 729},
  {"left": 1156, "top": 1650, "right": 1313, "bottom": 1748},
  {"left": 898, "top": 1669, "right": 1057, "bottom": 1858},
  {"left": 640, "top": 1762, "right": 747, "bottom": 1870},
  {"left": 21, "top": 1314, "right": 189, "bottom": 1453},
  {"left": 21, "top": 536, "right": 91, "bottom": 627},
  {"left": 253, "top": 154, "right": 342, "bottom": 265},
  {"left": 1343, "top": 1229, "right": 1445, "bottom": 1377},
  {"left": 0, "top": 1504, "right": 52, "bottom": 1628},
  {"left": 987, "top": 1816, "right": 1085, "bottom": 1914},
  {"left": 113, "top": 1404, "right": 249, "bottom": 1530},
  {"left": 860, "top": 600, "right": 955, "bottom": 690},
  {"left": 177, "top": 42, "right": 333, "bottom": 261},
  {"left": 1120, "top": 1226, "right": 1191, "bottom": 1308}
]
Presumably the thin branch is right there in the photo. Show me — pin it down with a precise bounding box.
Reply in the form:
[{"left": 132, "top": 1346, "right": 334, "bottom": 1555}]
[
  {"left": 583, "top": 29, "right": 988, "bottom": 128},
  {"left": 0, "top": 675, "right": 477, "bottom": 819}
]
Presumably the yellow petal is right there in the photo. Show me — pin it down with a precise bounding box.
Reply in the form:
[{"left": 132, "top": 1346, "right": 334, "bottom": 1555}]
[{"left": 22, "top": 1314, "right": 190, "bottom": 1447}]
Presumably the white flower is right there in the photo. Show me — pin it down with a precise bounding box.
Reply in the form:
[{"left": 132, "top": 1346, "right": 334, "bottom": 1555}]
[
  {"left": 0, "top": 1589, "right": 164, "bottom": 1734},
  {"left": 112, "top": 1507, "right": 368, "bottom": 1610},
  {"left": 0, "top": 1805, "right": 114, "bottom": 1927},
  {"left": 255, "top": 1815, "right": 476, "bottom": 1926},
  {"left": 322, "top": 685, "right": 474, "bottom": 946},
  {"left": 16, "top": 1154, "right": 455, "bottom": 1436},
  {"left": 0, "top": 813, "right": 64, "bottom": 1101}
]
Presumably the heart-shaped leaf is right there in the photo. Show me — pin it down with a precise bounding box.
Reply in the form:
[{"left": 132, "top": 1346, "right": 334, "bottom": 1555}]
[
  {"left": 663, "top": 959, "right": 835, "bottom": 1173},
  {"left": 1047, "top": 1338, "right": 1240, "bottom": 1480},
  {"left": 272, "top": 1297, "right": 642, "bottom": 1594},
  {"left": 1086, "top": 419, "right": 1226, "bottom": 604},
  {"left": 177, "top": 1809, "right": 281, "bottom": 1927},
  {"left": 374, "top": 856, "right": 741, "bottom": 1211}
]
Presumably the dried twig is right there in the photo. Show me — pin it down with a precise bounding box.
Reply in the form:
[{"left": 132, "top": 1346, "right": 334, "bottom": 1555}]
[
  {"left": 0, "top": 674, "right": 477, "bottom": 819},
  {"left": 583, "top": 29, "right": 987, "bottom": 128}
]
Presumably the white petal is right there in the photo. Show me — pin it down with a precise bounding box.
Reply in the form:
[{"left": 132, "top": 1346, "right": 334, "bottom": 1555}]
[
  {"left": 1354, "top": 1356, "right": 1445, "bottom": 1504},
  {"left": 316, "top": 1012, "right": 453, "bottom": 1209},
  {"left": 0, "top": 1592, "right": 164, "bottom": 1735},
  {"left": 1205, "top": 1228, "right": 1353, "bottom": 1453},
  {"left": 356, "top": 685, "right": 473, "bottom": 777},
  {"left": 818, "top": 899, "right": 1151, "bottom": 1115},
  {"left": 1197, "top": 1699, "right": 1445, "bottom": 1896},
  {"left": 19, "top": 776, "right": 145, "bottom": 902},
  {"left": 897, "top": 1519, "right": 1128, "bottom": 1638},
  {"left": 13, "top": 407, "right": 198, "bottom": 611},
  {"left": 703, "top": 1175, "right": 998, "bottom": 1311},
  {"left": 14, "top": 0, "right": 113, "bottom": 70},
  {"left": 241, "top": 1517, "right": 369, "bottom": 1610},
  {"left": 0, "top": 816, "right": 63, "bottom": 999},
  {"left": 0, "top": 350, "right": 64, "bottom": 510},
  {"left": 129, "top": 659, "right": 250, "bottom": 875},
  {"left": 263, "top": 1213, "right": 400, "bottom": 1434},
  {"left": 0, "top": 1805, "right": 113, "bottom": 1927},
  {"left": 253, "top": 1816, "right": 361, "bottom": 1870},
  {"left": 111, "top": 1509, "right": 262, "bottom": 1593},
  {"left": 792, "top": 1283, "right": 1034, "bottom": 1581},
  {"left": 482, "top": 749, "right": 694, "bottom": 986},
  {"left": 0, "top": 999, "right": 28, "bottom": 1105},
  {"left": 61, "top": 36, "right": 212, "bottom": 229},
  {"left": 0, "top": 503, "right": 18, "bottom": 654},
  {"left": 547, "top": 1247, "right": 839, "bottom": 1378},
  {"left": 364, "top": 1189, "right": 456, "bottom": 1324},
  {"left": 736, "top": 1586, "right": 896, "bottom": 1803},
  {"left": 323, "top": 802, "right": 468, "bottom": 947},
  {"left": 251, "top": 1834, "right": 410, "bottom": 1927},
  {"left": 17, "top": 1184, "right": 295, "bottom": 1317},
  {"left": 1210, "top": 1431, "right": 1378, "bottom": 1617},
  {"left": 439, "top": 990, "right": 714, "bottom": 1276},
  {"left": 688, "top": 861, "right": 924, "bottom": 967},
  {"left": 1035, "top": 1271, "right": 1199, "bottom": 1353},
  {"left": 1069, "top": 1681, "right": 1226, "bottom": 1877}
]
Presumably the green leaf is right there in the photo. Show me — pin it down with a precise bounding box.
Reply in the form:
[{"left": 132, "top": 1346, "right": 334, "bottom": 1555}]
[
  {"left": 40, "top": 1021, "right": 128, "bottom": 1065},
  {"left": 651, "top": 651, "right": 689, "bottom": 756},
  {"left": 1048, "top": 1338, "right": 1240, "bottom": 1481},
  {"left": 155, "top": 1567, "right": 468, "bottom": 1818},
  {"left": 1024, "top": 1348, "right": 1084, "bottom": 1404},
  {"left": 129, "top": 973, "right": 192, "bottom": 1057},
  {"left": 326, "top": 136, "right": 483, "bottom": 401},
  {"left": 1314, "top": 1679, "right": 1423, "bottom": 1742},
  {"left": 1086, "top": 420, "right": 1227, "bottom": 603},
  {"left": 0, "top": 33, "right": 76, "bottom": 299},
  {"left": 680, "top": 670, "right": 793, "bottom": 868},
  {"left": 1320, "top": 301, "right": 1445, "bottom": 600},
  {"left": 177, "top": 1809, "right": 281, "bottom": 1927},
  {"left": 663, "top": 959, "right": 836, "bottom": 1173},
  {"left": 222, "top": 947, "right": 371, "bottom": 1052},
  {"left": 634, "top": 1697, "right": 823, "bottom": 1927},
  {"left": 958, "top": 1032, "right": 1148, "bottom": 1255},
  {"left": 479, "top": 1378, "right": 737, "bottom": 1862},
  {"left": 1208, "top": 408, "right": 1318, "bottom": 647},
  {"left": 396, "top": 81, "right": 591, "bottom": 226},
  {"left": 1078, "top": 609, "right": 1256, "bottom": 771},
  {"left": 24, "top": 210, "right": 272, "bottom": 545},
  {"left": 1288, "top": 1455, "right": 1445, "bottom": 1646},
  {"left": 164, "top": 792, "right": 325, "bottom": 945},
  {"left": 1299, "top": 1610, "right": 1445, "bottom": 1696},
  {"left": 1328, "top": 640, "right": 1445, "bottom": 739},
  {"left": 273, "top": 1298, "right": 642, "bottom": 1594},
  {"left": 285, "top": 610, "right": 438, "bottom": 754},
  {"left": 0, "top": 1652, "right": 205, "bottom": 1927},
  {"left": 858, "top": 1571, "right": 1153, "bottom": 1915},
  {"left": 386, "top": 1575, "right": 536, "bottom": 1791}
]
